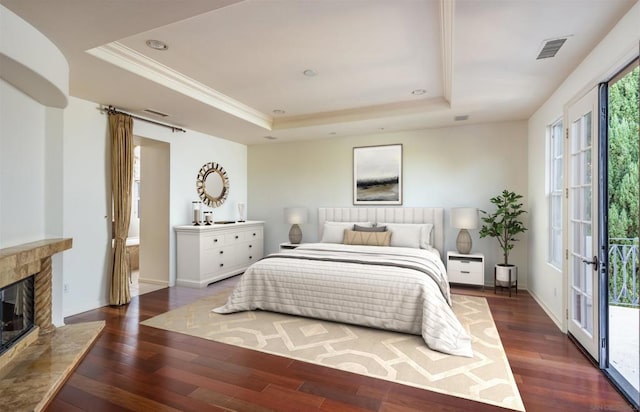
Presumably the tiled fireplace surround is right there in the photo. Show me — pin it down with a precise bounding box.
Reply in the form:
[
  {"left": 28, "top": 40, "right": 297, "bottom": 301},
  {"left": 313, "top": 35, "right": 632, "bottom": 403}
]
[{"left": 0, "top": 239, "right": 105, "bottom": 411}]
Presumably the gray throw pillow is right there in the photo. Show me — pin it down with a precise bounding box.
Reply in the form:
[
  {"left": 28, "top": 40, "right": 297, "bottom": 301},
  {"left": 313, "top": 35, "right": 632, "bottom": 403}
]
[{"left": 353, "top": 224, "right": 387, "bottom": 232}]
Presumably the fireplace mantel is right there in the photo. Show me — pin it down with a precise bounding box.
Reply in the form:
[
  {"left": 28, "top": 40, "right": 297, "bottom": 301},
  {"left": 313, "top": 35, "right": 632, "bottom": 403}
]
[{"left": 0, "top": 238, "right": 72, "bottom": 289}]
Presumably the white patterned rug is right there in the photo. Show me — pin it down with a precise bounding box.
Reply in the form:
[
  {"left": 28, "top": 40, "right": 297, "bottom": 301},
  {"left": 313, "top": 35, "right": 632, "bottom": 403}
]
[{"left": 141, "top": 291, "right": 524, "bottom": 411}]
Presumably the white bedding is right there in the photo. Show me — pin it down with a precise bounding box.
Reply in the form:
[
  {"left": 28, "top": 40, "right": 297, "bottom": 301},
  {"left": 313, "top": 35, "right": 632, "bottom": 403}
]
[{"left": 213, "top": 243, "right": 473, "bottom": 357}]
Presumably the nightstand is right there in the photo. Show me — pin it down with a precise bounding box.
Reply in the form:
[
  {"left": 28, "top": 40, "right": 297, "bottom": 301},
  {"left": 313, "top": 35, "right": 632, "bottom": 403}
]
[
  {"left": 446, "top": 251, "right": 485, "bottom": 287},
  {"left": 279, "top": 242, "right": 302, "bottom": 251}
]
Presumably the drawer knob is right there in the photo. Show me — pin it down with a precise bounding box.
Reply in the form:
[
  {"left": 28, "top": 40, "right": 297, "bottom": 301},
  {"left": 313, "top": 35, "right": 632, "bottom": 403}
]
[
  {"left": 219, "top": 250, "right": 224, "bottom": 254},
  {"left": 220, "top": 263, "right": 224, "bottom": 267},
  {"left": 253, "top": 233, "right": 256, "bottom": 236},
  {"left": 214, "top": 238, "right": 218, "bottom": 242},
  {"left": 249, "top": 245, "right": 252, "bottom": 248},
  {"left": 235, "top": 235, "right": 239, "bottom": 239},
  {"left": 249, "top": 256, "right": 253, "bottom": 259},
  {"left": 461, "top": 270, "right": 470, "bottom": 274}
]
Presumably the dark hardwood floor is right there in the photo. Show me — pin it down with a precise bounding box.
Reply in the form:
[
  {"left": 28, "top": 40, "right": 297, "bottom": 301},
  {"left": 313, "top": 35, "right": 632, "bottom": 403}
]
[{"left": 46, "top": 277, "right": 635, "bottom": 412}]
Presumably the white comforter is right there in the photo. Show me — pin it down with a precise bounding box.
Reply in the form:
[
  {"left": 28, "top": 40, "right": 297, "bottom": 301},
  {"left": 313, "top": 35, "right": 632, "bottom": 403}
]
[{"left": 213, "top": 243, "right": 473, "bottom": 357}]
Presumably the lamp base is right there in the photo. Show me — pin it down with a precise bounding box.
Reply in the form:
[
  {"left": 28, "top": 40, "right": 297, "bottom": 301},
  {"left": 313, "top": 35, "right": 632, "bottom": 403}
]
[
  {"left": 289, "top": 224, "right": 302, "bottom": 244},
  {"left": 456, "top": 229, "right": 472, "bottom": 254}
]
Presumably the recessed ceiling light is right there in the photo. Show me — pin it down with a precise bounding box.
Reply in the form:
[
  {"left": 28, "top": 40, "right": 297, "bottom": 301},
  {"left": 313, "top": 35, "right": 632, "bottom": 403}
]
[
  {"left": 146, "top": 39, "right": 168, "bottom": 51},
  {"left": 272, "top": 109, "right": 286, "bottom": 115},
  {"left": 303, "top": 69, "right": 318, "bottom": 77},
  {"left": 411, "top": 89, "right": 427, "bottom": 96}
]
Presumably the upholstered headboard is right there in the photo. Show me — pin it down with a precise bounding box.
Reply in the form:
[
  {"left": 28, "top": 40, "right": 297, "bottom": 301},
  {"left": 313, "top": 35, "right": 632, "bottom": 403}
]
[{"left": 318, "top": 207, "right": 444, "bottom": 255}]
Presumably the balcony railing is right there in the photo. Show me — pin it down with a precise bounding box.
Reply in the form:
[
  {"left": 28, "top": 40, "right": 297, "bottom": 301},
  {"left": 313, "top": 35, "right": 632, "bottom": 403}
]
[{"left": 609, "top": 238, "right": 639, "bottom": 307}]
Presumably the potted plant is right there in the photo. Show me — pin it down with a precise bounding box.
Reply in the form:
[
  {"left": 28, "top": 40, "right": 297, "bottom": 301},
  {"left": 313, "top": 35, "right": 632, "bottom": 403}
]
[{"left": 479, "top": 190, "right": 527, "bottom": 288}]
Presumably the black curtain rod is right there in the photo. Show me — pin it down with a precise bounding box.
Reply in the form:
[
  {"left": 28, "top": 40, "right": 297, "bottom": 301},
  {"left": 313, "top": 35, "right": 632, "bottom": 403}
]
[{"left": 101, "top": 105, "right": 186, "bottom": 133}]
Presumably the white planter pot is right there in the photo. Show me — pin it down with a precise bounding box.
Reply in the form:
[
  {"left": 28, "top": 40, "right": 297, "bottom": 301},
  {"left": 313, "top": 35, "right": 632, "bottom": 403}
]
[{"left": 495, "top": 264, "right": 517, "bottom": 287}]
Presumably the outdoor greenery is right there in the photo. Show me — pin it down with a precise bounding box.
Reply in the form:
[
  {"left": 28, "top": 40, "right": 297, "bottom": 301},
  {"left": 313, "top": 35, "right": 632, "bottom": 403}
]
[
  {"left": 479, "top": 190, "right": 527, "bottom": 266},
  {"left": 608, "top": 66, "right": 639, "bottom": 239},
  {"left": 608, "top": 65, "right": 639, "bottom": 307}
]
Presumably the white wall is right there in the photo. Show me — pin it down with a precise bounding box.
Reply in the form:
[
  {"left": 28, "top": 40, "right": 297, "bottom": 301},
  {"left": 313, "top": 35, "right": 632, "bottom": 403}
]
[
  {"left": 527, "top": 3, "right": 639, "bottom": 329},
  {"left": 61, "top": 97, "right": 111, "bottom": 316},
  {"left": 248, "top": 121, "right": 529, "bottom": 287},
  {"left": 0, "top": 79, "right": 46, "bottom": 246},
  {"left": 61, "top": 96, "right": 247, "bottom": 316}
]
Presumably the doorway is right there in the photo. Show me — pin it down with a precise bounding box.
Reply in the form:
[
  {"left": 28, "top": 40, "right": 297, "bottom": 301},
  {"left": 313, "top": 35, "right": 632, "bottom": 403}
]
[
  {"left": 130, "top": 137, "right": 170, "bottom": 296},
  {"left": 601, "top": 60, "right": 639, "bottom": 406}
]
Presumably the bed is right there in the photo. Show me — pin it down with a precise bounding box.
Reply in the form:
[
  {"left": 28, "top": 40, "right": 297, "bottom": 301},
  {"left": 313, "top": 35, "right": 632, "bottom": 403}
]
[{"left": 213, "top": 207, "right": 472, "bottom": 357}]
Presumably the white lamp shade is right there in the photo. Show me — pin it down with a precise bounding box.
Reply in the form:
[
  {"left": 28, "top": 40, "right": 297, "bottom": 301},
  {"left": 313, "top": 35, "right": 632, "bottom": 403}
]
[
  {"left": 450, "top": 207, "right": 478, "bottom": 229},
  {"left": 284, "top": 207, "right": 308, "bottom": 224}
]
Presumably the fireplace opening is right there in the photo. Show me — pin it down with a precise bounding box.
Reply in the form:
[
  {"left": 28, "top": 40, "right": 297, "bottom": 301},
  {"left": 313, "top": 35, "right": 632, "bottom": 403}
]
[{"left": 0, "top": 275, "right": 35, "bottom": 356}]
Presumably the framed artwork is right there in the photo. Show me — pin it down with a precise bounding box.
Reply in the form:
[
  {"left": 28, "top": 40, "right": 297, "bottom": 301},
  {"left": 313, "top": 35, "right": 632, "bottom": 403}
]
[{"left": 353, "top": 144, "right": 402, "bottom": 205}]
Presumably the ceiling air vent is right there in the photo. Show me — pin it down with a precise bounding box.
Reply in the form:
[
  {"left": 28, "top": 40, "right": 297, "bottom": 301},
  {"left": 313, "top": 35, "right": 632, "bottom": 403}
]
[
  {"left": 143, "top": 108, "right": 169, "bottom": 117},
  {"left": 536, "top": 37, "right": 567, "bottom": 60}
]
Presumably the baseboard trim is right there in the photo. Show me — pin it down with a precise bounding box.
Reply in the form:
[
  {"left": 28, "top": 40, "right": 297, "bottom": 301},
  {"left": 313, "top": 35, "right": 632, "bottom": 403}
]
[{"left": 528, "top": 289, "right": 565, "bottom": 332}]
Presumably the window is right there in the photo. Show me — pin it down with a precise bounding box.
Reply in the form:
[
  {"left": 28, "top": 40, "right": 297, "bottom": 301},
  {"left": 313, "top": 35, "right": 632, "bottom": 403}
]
[{"left": 549, "top": 119, "right": 563, "bottom": 269}]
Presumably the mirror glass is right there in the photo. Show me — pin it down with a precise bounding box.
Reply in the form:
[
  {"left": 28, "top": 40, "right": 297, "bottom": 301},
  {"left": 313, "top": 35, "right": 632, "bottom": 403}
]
[
  {"left": 196, "top": 162, "right": 229, "bottom": 207},
  {"left": 205, "top": 172, "right": 224, "bottom": 199}
]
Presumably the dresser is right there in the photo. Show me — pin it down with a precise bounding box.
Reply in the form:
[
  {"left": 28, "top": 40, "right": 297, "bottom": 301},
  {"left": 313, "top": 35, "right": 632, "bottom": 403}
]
[
  {"left": 446, "top": 251, "right": 485, "bottom": 287},
  {"left": 175, "top": 221, "right": 264, "bottom": 288}
]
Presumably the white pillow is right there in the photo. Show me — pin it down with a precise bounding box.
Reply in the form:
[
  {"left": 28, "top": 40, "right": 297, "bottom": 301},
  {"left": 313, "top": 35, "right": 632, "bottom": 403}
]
[
  {"left": 378, "top": 223, "right": 433, "bottom": 249},
  {"left": 320, "top": 221, "right": 373, "bottom": 243}
]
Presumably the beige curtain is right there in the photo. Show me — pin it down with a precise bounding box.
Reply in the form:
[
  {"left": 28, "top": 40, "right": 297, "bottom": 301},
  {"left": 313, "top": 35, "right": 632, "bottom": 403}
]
[{"left": 109, "top": 112, "right": 134, "bottom": 305}]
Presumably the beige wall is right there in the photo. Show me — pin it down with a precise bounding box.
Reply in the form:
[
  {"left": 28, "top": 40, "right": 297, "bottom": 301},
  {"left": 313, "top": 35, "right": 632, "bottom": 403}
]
[
  {"left": 139, "top": 138, "right": 170, "bottom": 285},
  {"left": 248, "top": 120, "right": 529, "bottom": 287}
]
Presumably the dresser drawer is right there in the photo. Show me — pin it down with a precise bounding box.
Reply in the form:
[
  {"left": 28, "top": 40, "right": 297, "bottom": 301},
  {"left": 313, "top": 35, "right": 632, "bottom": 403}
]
[{"left": 201, "top": 234, "right": 226, "bottom": 249}]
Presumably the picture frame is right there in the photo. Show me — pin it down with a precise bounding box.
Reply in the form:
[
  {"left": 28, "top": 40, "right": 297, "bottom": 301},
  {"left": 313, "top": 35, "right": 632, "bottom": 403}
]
[{"left": 353, "top": 144, "right": 402, "bottom": 205}]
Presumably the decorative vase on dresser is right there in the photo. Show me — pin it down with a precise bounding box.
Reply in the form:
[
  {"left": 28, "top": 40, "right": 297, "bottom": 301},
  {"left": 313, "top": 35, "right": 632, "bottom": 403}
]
[{"left": 175, "top": 221, "right": 264, "bottom": 288}]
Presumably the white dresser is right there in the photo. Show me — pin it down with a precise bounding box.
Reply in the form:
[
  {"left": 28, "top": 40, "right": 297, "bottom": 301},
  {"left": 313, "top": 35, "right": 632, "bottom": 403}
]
[{"left": 175, "top": 221, "right": 264, "bottom": 288}]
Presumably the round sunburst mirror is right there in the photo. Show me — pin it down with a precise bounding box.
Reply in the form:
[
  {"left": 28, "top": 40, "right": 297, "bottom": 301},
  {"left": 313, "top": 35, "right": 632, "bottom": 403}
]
[{"left": 196, "top": 162, "right": 229, "bottom": 207}]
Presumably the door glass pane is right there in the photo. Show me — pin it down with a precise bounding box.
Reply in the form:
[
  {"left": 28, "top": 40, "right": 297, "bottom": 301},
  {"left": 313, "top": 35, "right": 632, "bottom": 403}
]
[
  {"left": 570, "top": 107, "right": 594, "bottom": 337},
  {"left": 574, "top": 291, "right": 582, "bottom": 323}
]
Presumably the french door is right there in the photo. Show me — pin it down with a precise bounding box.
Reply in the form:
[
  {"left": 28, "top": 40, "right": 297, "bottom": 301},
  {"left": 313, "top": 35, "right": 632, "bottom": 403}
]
[{"left": 567, "top": 87, "right": 600, "bottom": 360}]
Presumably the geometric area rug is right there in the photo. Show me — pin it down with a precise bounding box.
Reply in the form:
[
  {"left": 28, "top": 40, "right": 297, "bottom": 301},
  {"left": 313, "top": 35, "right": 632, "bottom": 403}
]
[{"left": 141, "top": 291, "right": 525, "bottom": 411}]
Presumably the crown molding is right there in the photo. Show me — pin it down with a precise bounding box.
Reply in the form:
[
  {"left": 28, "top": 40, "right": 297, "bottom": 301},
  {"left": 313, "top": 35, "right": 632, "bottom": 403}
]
[
  {"left": 86, "top": 42, "right": 272, "bottom": 130},
  {"left": 273, "top": 97, "right": 450, "bottom": 130}
]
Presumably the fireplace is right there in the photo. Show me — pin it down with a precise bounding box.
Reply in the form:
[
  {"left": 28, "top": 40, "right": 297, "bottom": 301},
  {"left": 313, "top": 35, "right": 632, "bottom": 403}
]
[
  {"left": 1, "top": 275, "right": 35, "bottom": 356},
  {"left": 0, "top": 238, "right": 106, "bottom": 411}
]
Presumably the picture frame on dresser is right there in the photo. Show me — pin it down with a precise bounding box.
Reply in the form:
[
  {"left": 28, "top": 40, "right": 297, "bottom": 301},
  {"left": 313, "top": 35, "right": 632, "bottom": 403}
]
[{"left": 353, "top": 144, "right": 402, "bottom": 205}]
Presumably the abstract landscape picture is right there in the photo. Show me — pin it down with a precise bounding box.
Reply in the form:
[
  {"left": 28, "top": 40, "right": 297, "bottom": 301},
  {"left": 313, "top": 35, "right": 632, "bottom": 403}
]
[{"left": 353, "top": 144, "right": 402, "bottom": 204}]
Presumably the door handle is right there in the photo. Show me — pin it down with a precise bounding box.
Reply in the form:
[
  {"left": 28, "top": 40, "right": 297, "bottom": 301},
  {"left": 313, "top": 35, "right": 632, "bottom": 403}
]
[{"left": 582, "top": 255, "right": 598, "bottom": 270}]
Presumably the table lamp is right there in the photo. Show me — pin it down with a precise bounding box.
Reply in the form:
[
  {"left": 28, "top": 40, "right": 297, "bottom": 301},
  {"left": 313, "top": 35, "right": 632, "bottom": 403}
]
[
  {"left": 450, "top": 207, "right": 478, "bottom": 254},
  {"left": 284, "top": 207, "right": 308, "bottom": 244}
]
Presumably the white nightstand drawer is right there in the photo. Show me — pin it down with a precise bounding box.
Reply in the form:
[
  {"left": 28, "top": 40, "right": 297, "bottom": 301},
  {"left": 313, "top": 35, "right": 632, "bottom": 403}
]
[
  {"left": 448, "top": 268, "right": 484, "bottom": 285},
  {"left": 447, "top": 258, "right": 482, "bottom": 273}
]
